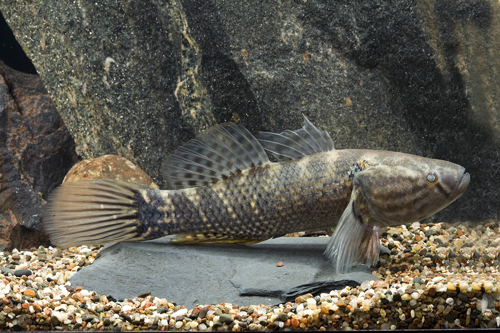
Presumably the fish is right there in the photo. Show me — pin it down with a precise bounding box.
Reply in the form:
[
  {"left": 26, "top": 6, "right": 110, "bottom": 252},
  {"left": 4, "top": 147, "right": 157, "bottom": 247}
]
[{"left": 43, "top": 117, "right": 470, "bottom": 273}]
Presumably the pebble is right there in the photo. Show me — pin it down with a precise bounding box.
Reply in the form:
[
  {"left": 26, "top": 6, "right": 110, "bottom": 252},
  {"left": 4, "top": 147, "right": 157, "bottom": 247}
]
[
  {"left": 219, "top": 313, "right": 232, "bottom": 324},
  {"left": 23, "top": 289, "right": 36, "bottom": 297},
  {"left": 0, "top": 222, "right": 499, "bottom": 330},
  {"left": 13, "top": 269, "right": 32, "bottom": 277}
]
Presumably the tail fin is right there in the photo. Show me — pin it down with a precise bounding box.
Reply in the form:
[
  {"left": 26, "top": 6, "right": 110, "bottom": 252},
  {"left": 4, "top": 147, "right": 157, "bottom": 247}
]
[{"left": 43, "top": 179, "right": 149, "bottom": 248}]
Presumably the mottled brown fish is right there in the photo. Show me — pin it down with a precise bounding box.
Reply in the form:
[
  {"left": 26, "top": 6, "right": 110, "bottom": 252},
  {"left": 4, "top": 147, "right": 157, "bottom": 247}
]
[{"left": 43, "top": 117, "right": 470, "bottom": 273}]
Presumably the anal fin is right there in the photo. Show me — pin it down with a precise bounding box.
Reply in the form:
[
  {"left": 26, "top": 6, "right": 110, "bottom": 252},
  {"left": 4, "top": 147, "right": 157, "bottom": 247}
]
[{"left": 171, "top": 233, "right": 262, "bottom": 245}]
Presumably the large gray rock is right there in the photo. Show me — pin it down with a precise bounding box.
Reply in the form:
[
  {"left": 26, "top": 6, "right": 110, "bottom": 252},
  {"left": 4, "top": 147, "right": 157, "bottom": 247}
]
[
  {"left": 0, "top": 0, "right": 499, "bottom": 224},
  {"left": 70, "top": 237, "right": 376, "bottom": 306}
]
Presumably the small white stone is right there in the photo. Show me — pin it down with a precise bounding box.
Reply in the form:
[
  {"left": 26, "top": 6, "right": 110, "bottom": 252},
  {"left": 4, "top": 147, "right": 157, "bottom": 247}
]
[
  {"left": 174, "top": 321, "right": 183, "bottom": 329},
  {"left": 256, "top": 306, "right": 267, "bottom": 315},
  {"left": 121, "top": 305, "right": 132, "bottom": 313},
  {"left": 307, "top": 298, "right": 317, "bottom": 310},
  {"left": 445, "top": 298, "right": 454, "bottom": 305},
  {"left": 172, "top": 308, "right": 188, "bottom": 317},
  {"left": 303, "top": 309, "right": 314, "bottom": 316},
  {"left": 360, "top": 280, "right": 372, "bottom": 290}
]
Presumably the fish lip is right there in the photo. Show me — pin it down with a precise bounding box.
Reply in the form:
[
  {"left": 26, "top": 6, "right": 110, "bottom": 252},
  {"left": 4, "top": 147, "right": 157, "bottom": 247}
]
[{"left": 451, "top": 171, "right": 470, "bottom": 198}]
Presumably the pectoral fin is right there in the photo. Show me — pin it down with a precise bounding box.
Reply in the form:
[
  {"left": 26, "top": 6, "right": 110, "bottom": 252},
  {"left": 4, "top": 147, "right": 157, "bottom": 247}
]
[
  {"left": 355, "top": 225, "right": 381, "bottom": 268},
  {"left": 324, "top": 190, "right": 369, "bottom": 274}
]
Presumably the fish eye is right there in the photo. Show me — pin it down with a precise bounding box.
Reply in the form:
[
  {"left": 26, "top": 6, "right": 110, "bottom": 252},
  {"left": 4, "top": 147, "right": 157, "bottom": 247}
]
[{"left": 426, "top": 172, "right": 437, "bottom": 183}]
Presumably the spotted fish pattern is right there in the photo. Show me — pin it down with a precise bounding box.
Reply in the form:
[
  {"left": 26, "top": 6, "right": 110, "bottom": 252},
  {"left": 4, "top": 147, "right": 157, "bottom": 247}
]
[{"left": 43, "top": 117, "right": 470, "bottom": 273}]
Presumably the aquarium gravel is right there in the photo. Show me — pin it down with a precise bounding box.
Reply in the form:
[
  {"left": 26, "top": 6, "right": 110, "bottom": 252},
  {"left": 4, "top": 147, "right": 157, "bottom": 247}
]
[{"left": 1, "top": 221, "right": 500, "bottom": 331}]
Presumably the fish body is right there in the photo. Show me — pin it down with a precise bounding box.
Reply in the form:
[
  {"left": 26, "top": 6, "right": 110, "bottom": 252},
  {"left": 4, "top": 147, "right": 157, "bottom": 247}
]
[{"left": 44, "top": 118, "right": 470, "bottom": 272}]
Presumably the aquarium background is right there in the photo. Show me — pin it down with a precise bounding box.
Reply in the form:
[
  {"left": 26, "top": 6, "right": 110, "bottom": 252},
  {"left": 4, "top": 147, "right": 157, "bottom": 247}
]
[
  {"left": 1, "top": 1, "right": 500, "bottom": 331},
  {"left": 0, "top": 0, "right": 499, "bottom": 233}
]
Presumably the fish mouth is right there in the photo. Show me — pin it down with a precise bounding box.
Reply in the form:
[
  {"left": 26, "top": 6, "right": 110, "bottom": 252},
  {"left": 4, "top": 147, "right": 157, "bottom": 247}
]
[{"left": 451, "top": 171, "right": 470, "bottom": 198}]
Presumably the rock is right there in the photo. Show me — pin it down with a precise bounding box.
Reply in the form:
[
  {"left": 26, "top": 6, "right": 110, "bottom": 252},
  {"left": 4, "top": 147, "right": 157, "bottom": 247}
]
[
  {"left": 1, "top": 1, "right": 499, "bottom": 221},
  {"left": 70, "top": 236, "right": 377, "bottom": 307},
  {"left": 413, "top": 277, "right": 423, "bottom": 285},
  {"left": 23, "top": 289, "right": 36, "bottom": 298},
  {"left": 198, "top": 307, "right": 208, "bottom": 319},
  {"left": 277, "top": 312, "right": 288, "bottom": 322},
  {"left": 63, "top": 155, "right": 158, "bottom": 189},
  {"left": 0, "top": 62, "right": 78, "bottom": 249},
  {"left": 50, "top": 316, "right": 60, "bottom": 326},
  {"left": 0, "top": 267, "right": 14, "bottom": 276},
  {"left": 458, "top": 293, "right": 469, "bottom": 303},
  {"left": 13, "top": 269, "right": 32, "bottom": 277},
  {"left": 425, "top": 229, "right": 438, "bottom": 237},
  {"left": 219, "top": 314, "right": 232, "bottom": 324}
]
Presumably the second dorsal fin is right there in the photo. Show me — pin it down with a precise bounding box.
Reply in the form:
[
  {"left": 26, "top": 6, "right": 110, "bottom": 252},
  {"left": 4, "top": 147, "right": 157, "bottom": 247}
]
[
  {"left": 163, "top": 123, "right": 270, "bottom": 189},
  {"left": 256, "top": 115, "right": 335, "bottom": 162}
]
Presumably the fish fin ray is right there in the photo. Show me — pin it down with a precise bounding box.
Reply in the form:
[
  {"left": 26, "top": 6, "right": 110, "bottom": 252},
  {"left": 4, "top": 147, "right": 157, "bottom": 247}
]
[
  {"left": 171, "top": 233, "right": 262, "bottom": 245},
  {"left": 163, "top": 123, "right": 270, "bottom": 189},
  {"left": 324, "top": 192, "right": 368, "bottom": 274},
  {"left": 354, "top": 225, "right": 381, "bottom": 268},
  {"left": 256, "top": 115, "right": 334, "bottom": 162},
  {"left": 43, "top": 180, "right": 150, "bottom": 248}
]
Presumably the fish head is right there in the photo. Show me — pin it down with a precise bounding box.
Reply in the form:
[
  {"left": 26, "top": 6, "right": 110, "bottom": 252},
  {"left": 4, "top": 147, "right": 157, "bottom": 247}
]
[{"left": 357, "top": 153, "right": 470, "bottom": 226}]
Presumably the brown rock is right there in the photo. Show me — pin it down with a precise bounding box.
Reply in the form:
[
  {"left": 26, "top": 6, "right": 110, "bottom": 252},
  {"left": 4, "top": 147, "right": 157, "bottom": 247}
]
[
  {"left": 71, "top": 292, "right": 84, "bottom": 302},
  {"left": 23, "top": 289, "right": 36, "bottom": 297},
  {"left": 295, "top": 293, "right": 313, "bottom": 304},
  {"left": 0, "top": 62, "right": 78, "bottom": 250},
  {"left": 63, "top": 155, "right": 158, "bottom": 189}
]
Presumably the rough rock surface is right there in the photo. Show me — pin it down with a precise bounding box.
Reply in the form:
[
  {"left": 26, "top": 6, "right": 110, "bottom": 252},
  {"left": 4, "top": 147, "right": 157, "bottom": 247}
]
[
  {"left": 70, "top": 236, "right": 376, "bottom": 307},
  {"left": 63, "top": 154, "right": 159, "bottom": 189},
  {"left": 0, "top": 62, "right": 78, "bottom": 250},
  {"left": 1, "top": 1, "right": 499, "bottom": 221}
]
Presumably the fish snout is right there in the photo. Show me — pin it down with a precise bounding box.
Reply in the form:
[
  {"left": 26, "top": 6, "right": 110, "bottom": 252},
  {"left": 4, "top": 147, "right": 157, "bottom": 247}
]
[
  {"left": 454, "top": 169, "right": 470, "bottom": 197},
  {"left": 446, "top": 166, "right": 470, "bottom": 199}
]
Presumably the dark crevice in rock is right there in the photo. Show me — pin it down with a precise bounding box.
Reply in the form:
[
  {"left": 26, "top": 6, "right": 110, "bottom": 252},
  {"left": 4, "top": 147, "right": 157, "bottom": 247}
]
[{"left": 181, "top": 0, "right": 263, "bottom": 130}]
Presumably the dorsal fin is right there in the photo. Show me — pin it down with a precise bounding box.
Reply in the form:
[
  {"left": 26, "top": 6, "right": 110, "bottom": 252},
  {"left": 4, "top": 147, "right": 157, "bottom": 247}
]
[
  {"left": 163, "top": 123, "right": 270, "bottom": 189},
  {"left": 256, "top": 115, "right": 335, "bottom": 162}
]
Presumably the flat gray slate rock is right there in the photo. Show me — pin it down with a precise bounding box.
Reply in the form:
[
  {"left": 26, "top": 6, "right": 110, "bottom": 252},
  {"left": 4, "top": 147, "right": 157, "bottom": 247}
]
[{"left": 70, "top": 237, "right": 377, "bottom": 307}]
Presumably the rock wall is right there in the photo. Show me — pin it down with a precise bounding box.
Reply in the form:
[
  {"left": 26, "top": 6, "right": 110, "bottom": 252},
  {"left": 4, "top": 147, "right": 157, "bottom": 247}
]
[
  {"left": 0, "top": 62, "right": 78, "bottom": 249},
  {"left": 0, "top": 0, "right": 498, "bottom": 222}
]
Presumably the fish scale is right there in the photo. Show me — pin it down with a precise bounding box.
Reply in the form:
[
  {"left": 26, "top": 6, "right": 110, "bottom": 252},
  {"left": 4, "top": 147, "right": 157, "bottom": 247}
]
[{"left": 43, "top": 117, "right": 469, "bottom": 273}]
